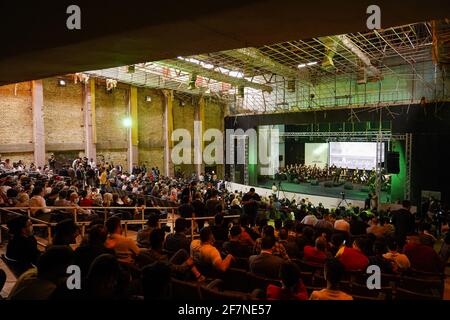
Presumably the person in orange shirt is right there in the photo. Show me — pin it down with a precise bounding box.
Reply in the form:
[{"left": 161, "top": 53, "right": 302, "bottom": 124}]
[{"left": 310, "top": 258, "right": 353, "bottom": 300}]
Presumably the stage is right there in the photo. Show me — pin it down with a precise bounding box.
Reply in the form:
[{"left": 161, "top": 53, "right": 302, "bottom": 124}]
[{"left": 257, "top": 178, "right": 390, "bottom": 203}]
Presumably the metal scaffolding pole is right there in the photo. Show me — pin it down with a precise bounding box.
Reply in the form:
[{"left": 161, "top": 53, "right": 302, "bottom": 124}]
[{"left": 405, "top": 133, "right": 413, "bottom": 200}]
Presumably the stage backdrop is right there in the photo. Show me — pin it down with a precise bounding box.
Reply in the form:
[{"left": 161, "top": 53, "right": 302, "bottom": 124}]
[{"left": 305, "top": 143, "right": 329, "bottom": 168}]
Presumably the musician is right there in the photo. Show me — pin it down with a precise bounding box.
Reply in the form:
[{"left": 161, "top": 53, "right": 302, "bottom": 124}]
[{"left": 333, "top": 166, "right": 341, "bottom": 183}]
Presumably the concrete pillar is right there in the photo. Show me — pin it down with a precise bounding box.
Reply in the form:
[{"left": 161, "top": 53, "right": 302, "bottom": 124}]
[
  {"left": 162, "top": 90, "right": 174, "bottom": 177},
  {"left": 31, "top": 80, "right": 45, "bottom": 167},
  {"left": 83, "top": 79, "right": 97, "bottom": 163},
  {"left": 194, "top": 99, "right": 203, "bottom": 177},
  {"left": 128, "top": 86, "right": 138, "bottom": 173}
]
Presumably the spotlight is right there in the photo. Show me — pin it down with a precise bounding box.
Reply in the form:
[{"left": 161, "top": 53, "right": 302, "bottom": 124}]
[
  {"left": 122, "top": 117, "right": 132, "bottom": 128},
  {"left": 145, "top": 96, "right": 152, "bottom": 102},
  {"left": 58, "top": 79, "right": 66, "bottom": 86}
]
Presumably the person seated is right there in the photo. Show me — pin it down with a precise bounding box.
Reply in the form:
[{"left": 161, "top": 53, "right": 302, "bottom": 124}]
[
  {"left": 253, "top": 225, "right": 289, "bottom": 260},
  {"left": 164, "top": 218, "right": 191, "bottom": 254},
  {"left": 105, "top": 216, "right": 141, "bottom": 264},
  {"left": 439, "top": 231, "right": 450, "bottom": 263},
  {"left": 211, "top": 212, "right": 229, "bottom": 242},
  {"left": 418, "top": 223, "right": 437, "bottom": 247},
  {"left": 350, "top": 213, "right": 370, "bottom": 235},
  {"left": 142, "top": 261, "right": 172, "bottom": 300},
  {"left": 190, "top": 227, "right": 234, "bottom": 274},
  {"left": 52, "top": 219, "right": 80, "bottom": 246},
  {"left": 238, "top": 215, "right": 256, "bottom": 246},
  {"left": 249, "top": 236, "right": 285, "bottom": 279},
  {"left": 335, "top": 237, "right": 369, "bottom": 271},
  {"left": 266, "top": 262, "right": 308, "bottom": 300},
  {"left": 382, "top": 238, "right": 410, "bottom": 273},
  {"left": 54, "top": 190, "right": 71, "bottom": 207},
  {"left": 222, "top": 225, "right": 252, "bottom": 258},
  {"left": 403, "top": 234, "right": 445, "bottom": 273},
  {"left": 6, "top": 215, "right": 41, "bottom": 274},
  {"left": 368, "top": 240, "right": 394, "bottom": 274},
  {"left": 295, "top": 225, "right": 315, "bottom": 253},
  {"left": 301, "top": 211, "right": 318, "bottom": 226},
  {"left": 74, "top": 224, "right": 115, "bottom": 277},
  {"left": 84, "top": 254, "right": 130, "bottom": 300},
  {"left": 136, "top": 213, "right": 159, "bottom": 248},
  {"left": 303, "top": 236, "right": 328, "bottom": 265},
  {"left": 278, "top": 227, "right": 301, "bottom": 259},
  {"left": 310, "top": 258, "right": 353, "bottom": 300},
  {"left": 334, "top": 215, "right": 351, "bottom": 233},
  {"left": 314, "top": 213, "right": 334, "bottom": 230},
  {"left": 138, "top": 229, "right": 202, "bottom": 280},
  {"left": 366, "top": 216, "right": 386, "bottom": 238},
  {"left": 8, "top": 246, "right": 74, "bottom": 300}
]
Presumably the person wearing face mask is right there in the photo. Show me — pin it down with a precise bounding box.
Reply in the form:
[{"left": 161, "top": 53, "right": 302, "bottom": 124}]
[{"left": 6, "top": 215, "right": 41, "bottom": 275}]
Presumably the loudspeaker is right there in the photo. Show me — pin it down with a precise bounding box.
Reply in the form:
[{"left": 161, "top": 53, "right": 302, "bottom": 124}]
[
  {"left": 279, "top": 155, "right": 283, "bottom": 161},
  {"left": 386, "top": 151, "right": 400, "bottom": 174}
]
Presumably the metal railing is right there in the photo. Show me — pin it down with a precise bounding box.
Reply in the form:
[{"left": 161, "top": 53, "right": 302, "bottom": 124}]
[{"left": 0, "top": 206, "right": 240, "bottom": 247}]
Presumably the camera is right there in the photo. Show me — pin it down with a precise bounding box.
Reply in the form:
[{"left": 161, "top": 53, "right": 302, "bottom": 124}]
[{"left": 340, "top": 192, "right": 345, "bottom": 199}]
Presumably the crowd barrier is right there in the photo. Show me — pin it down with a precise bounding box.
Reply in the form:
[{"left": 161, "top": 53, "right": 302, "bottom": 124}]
[{"left": 0, "top": 206, "right": 239, "bottom": 247}]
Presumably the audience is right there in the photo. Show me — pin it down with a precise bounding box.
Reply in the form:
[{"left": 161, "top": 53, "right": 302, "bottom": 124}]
[
  {"left": 303, "top": 236, "right": 328, "bottom": 265},
  {"left": 249, "top": 236, "right": 285, "bottom": 279},
  {"left": 335, "top": 237, "right": 369, "bottom": 271},
  {"left": 8, "top": 246, "right": 74, "bottom": 300},
  {"left": 164, "top": 218, "right": 191, "bottom": 254},
  {"left": 136, "top": 213, "right": 159, "bottom": 248},
  {"left": 310, "top": 258, "right": 353, "bottom": 300},
  {"left": 222, "top": 225, "right": 252, "bottom": 258},
  {"left": 6, "top": 215, "right": 40, "bottom": 274},
  {"left": 266, "top": 262, "right": 308, "bottom": 300},
  {"left": 105, "top": 216, "right": 141, "bottom": 264},
  {"left": 403, "top": 234, "right": 445, "bottom": 273},
  {"left": 190, "top": 227, "right": 234, "bottom": 273}
]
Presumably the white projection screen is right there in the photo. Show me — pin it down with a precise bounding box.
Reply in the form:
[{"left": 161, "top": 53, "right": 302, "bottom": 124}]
[
  {"left": 305, "top": 143, "right": 329, "bottom": 168},
  {"left": 329, "top": 142, "right": 384, "bottom": 170}
]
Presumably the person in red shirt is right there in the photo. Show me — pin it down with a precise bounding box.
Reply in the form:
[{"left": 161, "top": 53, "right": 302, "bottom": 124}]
[
  {"left": 266, "top": 261, "right": 308, "bottom": 300},
  {"left": 303, "top": 236, "right": 329, "bottom": 265},
  {"left": 336, "top": 237, "right": 369, "bottom": 271},
  {"left": 403, "top": 234, "right": 445, "bottom": 273},
  {"left": 79, "top": 190, "right": 94, "bottom": 207}
]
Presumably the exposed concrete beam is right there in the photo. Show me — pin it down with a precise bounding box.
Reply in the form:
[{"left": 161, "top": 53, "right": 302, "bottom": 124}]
[
  {"left": 155, "top": 60, "right": 272, "bottom": 92},
  {"left": 0, "top": 144, "right": 34, "bottom": 153},
  {"left": 337, "top": 35, "right": 382, "bottom": 79},
  {"left": 222, "top": 48, "right": 308, "bottom": 81}
]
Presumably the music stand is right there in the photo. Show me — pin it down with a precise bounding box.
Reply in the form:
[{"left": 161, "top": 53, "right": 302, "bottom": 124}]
[
  {"left": 337, "top": 192, "right": 350, "bottom": 208},
  {"left": 276, "top": 179, "right": 287, "bottom": 200}
]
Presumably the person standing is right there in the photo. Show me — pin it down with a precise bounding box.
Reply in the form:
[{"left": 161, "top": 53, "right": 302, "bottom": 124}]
[
  {"left": 391, "top": 200, "right": 415, "bottom": 247},
  {"left": 242, "top": 188, "right": 261, "bottom": 226}
]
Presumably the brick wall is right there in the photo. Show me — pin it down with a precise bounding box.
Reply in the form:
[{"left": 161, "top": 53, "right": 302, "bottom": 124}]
[
  {"left": 95, "top": 82, "right": 129, "bottom": 169},
  {"left": 43, "top": 78, "right": 85, "bottom": 150},
  {"left": 0, "top": 79, "right": 226, "bottom": 176},
  {"left": 0, "top": 82, "right": 33, "bottom": 158},
  {"left": 137, "top": 87, "right": 164, "bottom": 170}
]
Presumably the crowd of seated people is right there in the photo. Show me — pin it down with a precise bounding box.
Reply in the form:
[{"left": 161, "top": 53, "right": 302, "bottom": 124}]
[{"left": 0, "top": 159, "right": 449, "bottom": 300}]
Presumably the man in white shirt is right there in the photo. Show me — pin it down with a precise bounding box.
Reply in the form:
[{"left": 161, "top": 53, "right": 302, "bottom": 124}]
[
  {"left": 190, "top": 227, "right": 234, "bottom": 272},
  {"left": 301, "top": 212, "right": 318, "bottom": 226}
]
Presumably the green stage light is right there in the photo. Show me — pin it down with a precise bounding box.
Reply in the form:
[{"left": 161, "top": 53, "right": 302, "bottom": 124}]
[{"left": 122, "top": 117, "right": 132, "bottom": 128}]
